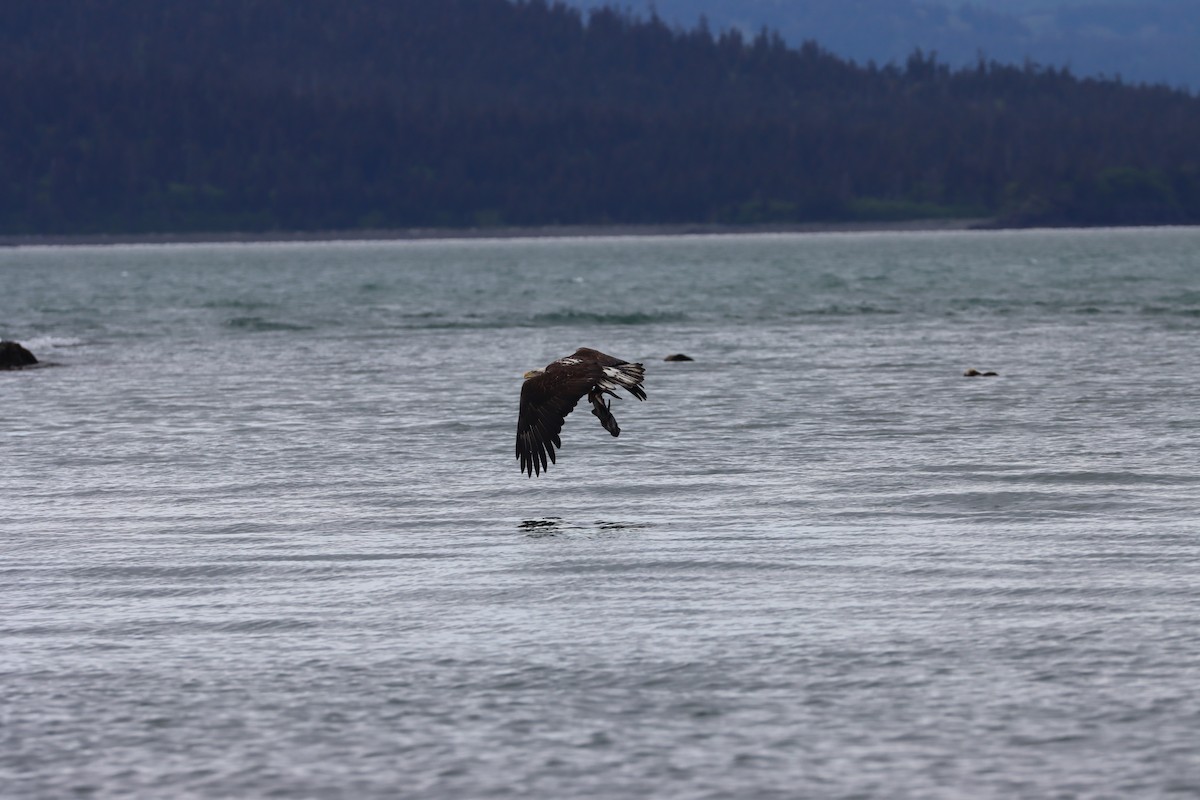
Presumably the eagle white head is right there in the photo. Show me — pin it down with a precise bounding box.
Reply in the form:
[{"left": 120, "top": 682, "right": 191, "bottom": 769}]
[{"left": 523, "top": 367, "right": 545, "bottom": 380}]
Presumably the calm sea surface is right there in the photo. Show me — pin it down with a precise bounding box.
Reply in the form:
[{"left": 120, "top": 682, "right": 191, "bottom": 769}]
[{"left": 3, "top": 228, "right": 1199, "bottom": 798}]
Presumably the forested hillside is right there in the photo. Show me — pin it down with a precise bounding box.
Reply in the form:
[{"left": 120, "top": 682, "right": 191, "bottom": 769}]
[{"left": 2, "top": 0, "right": 1199, "bottom": 235}]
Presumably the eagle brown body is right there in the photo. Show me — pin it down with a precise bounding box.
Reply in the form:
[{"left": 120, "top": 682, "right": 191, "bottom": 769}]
[{"left": 516, "top": 347, "right": 647, "bottom": 477}]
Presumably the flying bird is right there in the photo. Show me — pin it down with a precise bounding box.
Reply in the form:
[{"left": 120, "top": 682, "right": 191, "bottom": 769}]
[{"left": 516, "top": 347, "right": 647, "bottom": 477}]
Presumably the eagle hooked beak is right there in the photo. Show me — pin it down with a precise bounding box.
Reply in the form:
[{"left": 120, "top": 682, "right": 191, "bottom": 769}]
[{"left": 523, "top": 368, "right": 544, "bottom": 380}]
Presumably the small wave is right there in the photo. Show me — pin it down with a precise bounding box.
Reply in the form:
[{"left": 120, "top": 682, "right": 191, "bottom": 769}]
[
  {"left": 70, "top": 564, "right": 256, "bottom": 580},
  {"left": 224, "top": 315, "right": 313, "bottom": 332},
  {"left": 389, "top": 312, "right": 492, "bottom": 330},
  {"left": 100, "top": 586, "right": 227, "bottom": 599},
  {"left": 205, "top": 618, "right": 321, "bottom": 633},
  {"left": 1137, "top": 304, "right": 1200, "bottom": 317},
  {"left": 388, "top": 309, "right": 688, "bottom": 330},
  {"left": 251, "top": 552, "right": 454, "bottom": 562},
  {"left": 1014, "top": 470, "right": 1199, "bottom": 486},
  {"left": 202, "top": 298, "right": 273, "bottom": 310},
  {"left": 19, "top": 335, "right": 86, "bottom": 350},
  {"left": 799, "top": 304, "right": 900, "bottom": 316},
  {"left": 530, "top": 310, "right": 687, "bottom": 326}
]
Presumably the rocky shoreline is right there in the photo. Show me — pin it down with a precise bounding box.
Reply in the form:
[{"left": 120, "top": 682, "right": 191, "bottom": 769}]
[{"left": 0, "top": 218, "right": 992, "bottom": 248}]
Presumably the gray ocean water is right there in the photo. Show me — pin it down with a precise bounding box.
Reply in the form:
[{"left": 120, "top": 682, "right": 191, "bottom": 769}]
[{"left": 3, "top": 228, "right": 1199, "bottom": 798}]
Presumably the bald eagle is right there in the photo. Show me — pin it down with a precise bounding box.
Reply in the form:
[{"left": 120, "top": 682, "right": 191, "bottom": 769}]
[{"left": 517, "top": 347, "right": 647, "bottom": 476}]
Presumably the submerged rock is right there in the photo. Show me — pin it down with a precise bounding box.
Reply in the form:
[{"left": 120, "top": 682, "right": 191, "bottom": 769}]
[
  {"left": 0, "top": 340, "right": 38, "bottom": 369},
  {"left": 664, "top": 353, "right": 694, "bottom": 361}
]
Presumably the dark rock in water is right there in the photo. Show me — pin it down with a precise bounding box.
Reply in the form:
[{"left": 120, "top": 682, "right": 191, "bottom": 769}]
[
  {"left": 0, "top": 340, "right": 38, "bottom": 369},
  {"left": 963, "top": 368, "right": 999, "bottom": 377},
  {"left": 664, "top": 353, "right": 694, "bottom": 362}
]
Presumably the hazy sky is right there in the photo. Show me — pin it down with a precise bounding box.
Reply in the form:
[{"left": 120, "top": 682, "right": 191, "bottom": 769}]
[{"left": 563, "top": 0, "right": 1198, "bottom": 90}]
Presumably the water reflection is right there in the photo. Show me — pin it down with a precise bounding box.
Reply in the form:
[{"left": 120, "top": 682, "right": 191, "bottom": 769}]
[{"left": 518, "top": 517, "right": 648, "bottom": 537}]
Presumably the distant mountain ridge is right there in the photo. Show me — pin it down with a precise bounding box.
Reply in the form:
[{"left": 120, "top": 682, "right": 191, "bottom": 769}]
[
  {"left": 2, "top": 0, "right": 1199, "bottom": 235},
  {"left": 565, "top": 0, "right": 1199, "bottom": 90}
]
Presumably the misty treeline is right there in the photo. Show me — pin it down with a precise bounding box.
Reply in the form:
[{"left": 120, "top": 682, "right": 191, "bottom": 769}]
[{"left": 2, "top": 0, "right": 1199, "bottom": 234}]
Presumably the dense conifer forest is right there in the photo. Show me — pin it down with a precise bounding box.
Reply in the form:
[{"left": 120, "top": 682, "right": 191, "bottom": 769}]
[{"left": 2, "top": 0, "right": 1199, "bottom": 235}]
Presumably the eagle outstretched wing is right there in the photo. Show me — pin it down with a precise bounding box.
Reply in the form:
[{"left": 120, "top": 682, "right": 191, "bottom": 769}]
[{"left": 516, "top": 368, "right": 595, "bottom": 477}]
